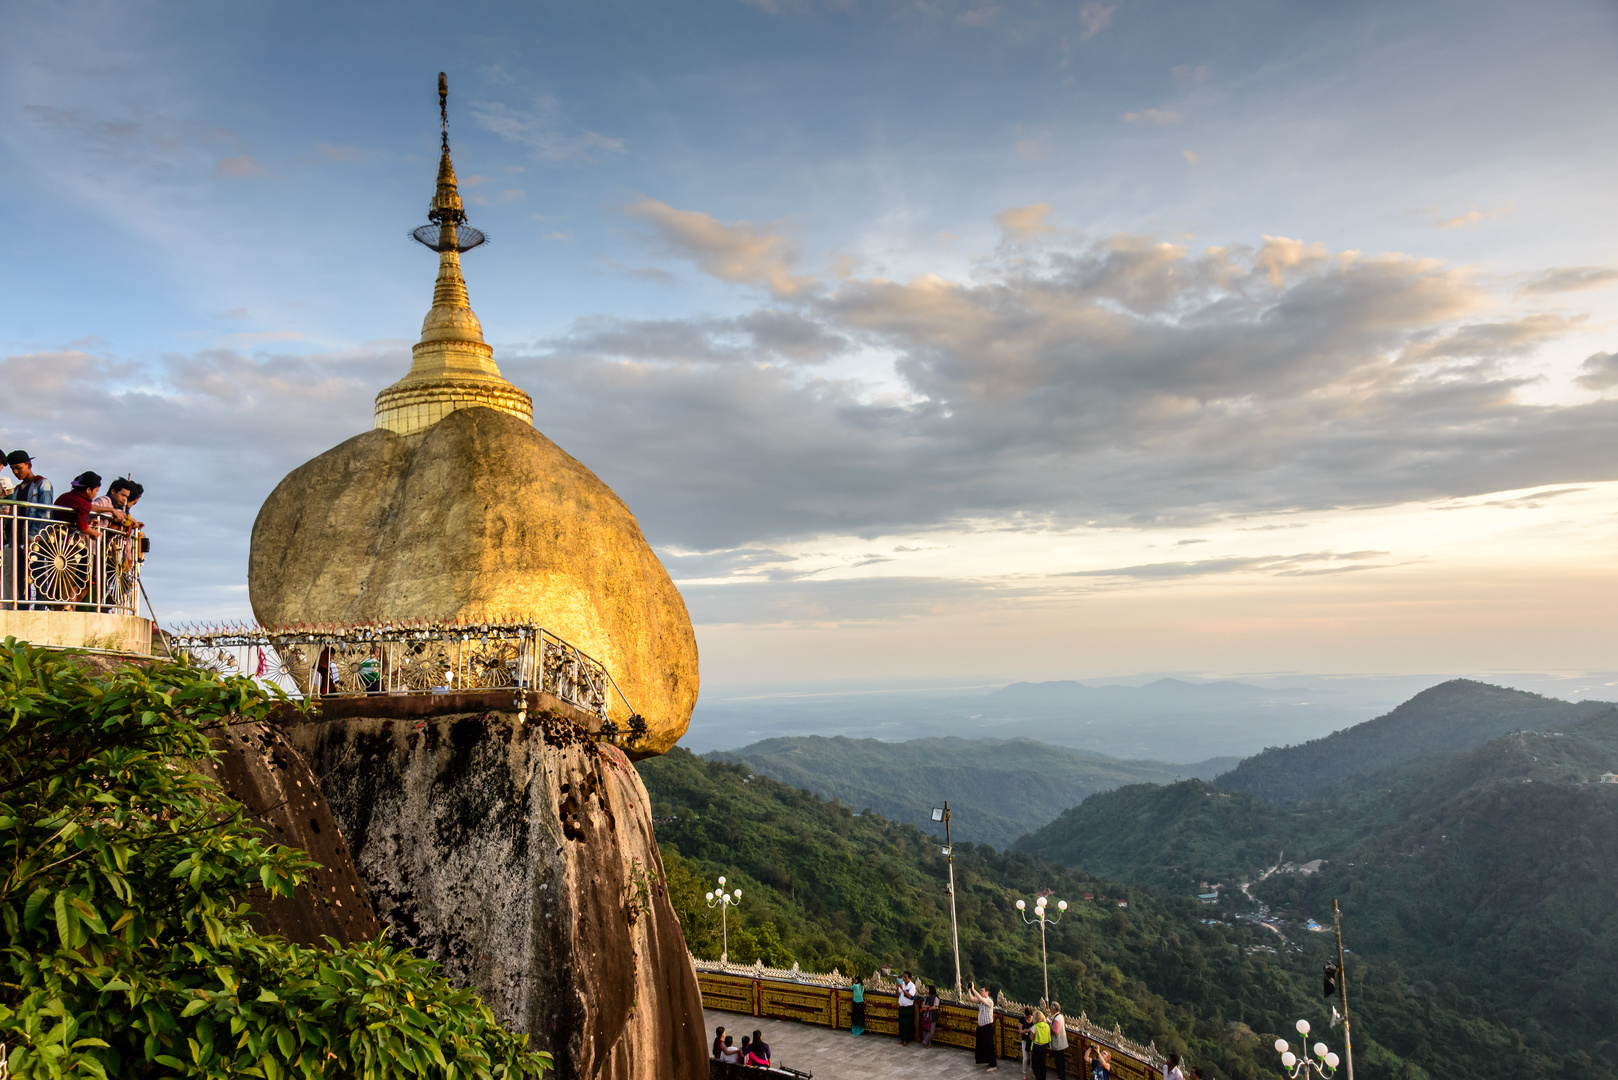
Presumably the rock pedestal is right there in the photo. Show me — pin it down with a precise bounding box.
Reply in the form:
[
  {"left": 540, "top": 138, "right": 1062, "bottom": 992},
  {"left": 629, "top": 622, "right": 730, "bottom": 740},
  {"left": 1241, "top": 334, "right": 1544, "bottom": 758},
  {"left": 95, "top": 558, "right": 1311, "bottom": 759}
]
[{"left": 284, "top": 708, "right": 707, "bottom": 1080}]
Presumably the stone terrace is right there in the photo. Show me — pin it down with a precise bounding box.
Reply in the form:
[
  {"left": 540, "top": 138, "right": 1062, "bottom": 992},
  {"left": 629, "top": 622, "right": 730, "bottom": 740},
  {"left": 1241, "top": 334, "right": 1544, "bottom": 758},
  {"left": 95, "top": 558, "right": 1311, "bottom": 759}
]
[{"left": 704, "top": 1008, "right": 1013, "bottom": 1080}]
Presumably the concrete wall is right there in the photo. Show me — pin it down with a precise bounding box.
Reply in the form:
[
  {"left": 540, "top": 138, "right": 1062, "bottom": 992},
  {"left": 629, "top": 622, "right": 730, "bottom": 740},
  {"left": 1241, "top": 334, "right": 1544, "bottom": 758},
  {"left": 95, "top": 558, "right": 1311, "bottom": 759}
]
[{"left": 0, "top": 610, "right": 151, "bottom": 653}]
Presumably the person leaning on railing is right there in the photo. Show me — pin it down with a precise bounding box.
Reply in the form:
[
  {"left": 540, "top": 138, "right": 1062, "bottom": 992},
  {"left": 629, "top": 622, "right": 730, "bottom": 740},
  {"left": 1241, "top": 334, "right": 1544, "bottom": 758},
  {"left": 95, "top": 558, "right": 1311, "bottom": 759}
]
[
  {"left": 55, "top": 472, "right": 104, "bottom": 536},
  {"left": 92, "top": 477, "right": 144, "bottom": 529}
]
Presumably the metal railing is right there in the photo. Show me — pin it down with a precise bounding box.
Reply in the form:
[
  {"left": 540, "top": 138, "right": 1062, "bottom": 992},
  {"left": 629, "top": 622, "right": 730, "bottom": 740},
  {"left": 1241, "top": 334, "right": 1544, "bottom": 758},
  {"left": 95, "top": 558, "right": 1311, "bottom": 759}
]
[
  {"left": 1, "top": 500, "right": 145, "bottom": 615},
  {"left": 692, "top": 956, "right": 1165, "bottom": 1069},
  {"left": 168, "top": 619, "right": 646, "bottom": 737}
]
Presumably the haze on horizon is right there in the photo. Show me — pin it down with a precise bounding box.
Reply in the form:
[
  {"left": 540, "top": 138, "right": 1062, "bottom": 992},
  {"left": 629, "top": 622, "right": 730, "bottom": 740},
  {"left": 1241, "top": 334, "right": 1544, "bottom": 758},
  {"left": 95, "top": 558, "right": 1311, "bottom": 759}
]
[{"left": 3, "top": 0, "right": 1616, "bottom": 695}]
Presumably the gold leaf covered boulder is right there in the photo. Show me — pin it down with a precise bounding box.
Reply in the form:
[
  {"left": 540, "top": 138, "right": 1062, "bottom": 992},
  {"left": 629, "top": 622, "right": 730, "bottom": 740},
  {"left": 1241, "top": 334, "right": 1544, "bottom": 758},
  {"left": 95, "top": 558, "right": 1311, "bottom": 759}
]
[{"left": 247, "top": 90, "right": 697, "bottom": 756}]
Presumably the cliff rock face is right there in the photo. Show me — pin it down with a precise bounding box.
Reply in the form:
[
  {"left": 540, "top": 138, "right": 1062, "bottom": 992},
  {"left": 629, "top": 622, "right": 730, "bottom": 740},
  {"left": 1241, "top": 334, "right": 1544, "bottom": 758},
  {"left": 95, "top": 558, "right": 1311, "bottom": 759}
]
[
  {"left": 200, "top": 720, "right": 383, "bottom": 946},
  {"left": 247, "top": 406, "right": 698, "bottom": 758},
  {"left": 284, "top": 709, "right": 706, "bottom": 1080}
]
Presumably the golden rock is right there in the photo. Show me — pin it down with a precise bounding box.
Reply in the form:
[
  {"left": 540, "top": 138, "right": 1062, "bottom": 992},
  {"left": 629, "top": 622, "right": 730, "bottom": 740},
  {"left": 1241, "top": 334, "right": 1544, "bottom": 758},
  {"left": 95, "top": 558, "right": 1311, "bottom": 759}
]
[{"left": 248, "top": 106, "right": 697, "bottom": 756}]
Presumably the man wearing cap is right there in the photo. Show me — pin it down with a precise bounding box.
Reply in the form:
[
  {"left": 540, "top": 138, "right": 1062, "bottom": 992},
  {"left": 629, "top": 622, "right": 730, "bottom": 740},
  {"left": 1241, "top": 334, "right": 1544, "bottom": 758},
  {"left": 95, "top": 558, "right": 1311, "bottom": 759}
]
[{"left": 6, "top": 451, "right": 54, "bottom": 607}]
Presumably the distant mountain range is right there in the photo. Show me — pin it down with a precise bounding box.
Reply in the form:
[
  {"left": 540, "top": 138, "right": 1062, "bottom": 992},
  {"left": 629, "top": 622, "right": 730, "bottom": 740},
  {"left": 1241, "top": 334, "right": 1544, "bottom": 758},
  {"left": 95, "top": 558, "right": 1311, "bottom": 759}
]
[
  {"left": 686, "top": 676, "right": 1387, "bottom": 761},
  {"left": 708, "top": 735, "right": 1238, "bottom": 848},
  {"left": 1016, "top": 679, "right": 1618, "bottom": 1068}
]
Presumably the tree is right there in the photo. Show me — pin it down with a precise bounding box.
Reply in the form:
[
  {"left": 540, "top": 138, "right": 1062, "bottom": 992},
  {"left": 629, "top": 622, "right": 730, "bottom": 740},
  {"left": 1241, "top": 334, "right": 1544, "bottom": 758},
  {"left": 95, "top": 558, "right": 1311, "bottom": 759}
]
[{"left": 0, "top": 639, "right": 552, "bottom": 1080}]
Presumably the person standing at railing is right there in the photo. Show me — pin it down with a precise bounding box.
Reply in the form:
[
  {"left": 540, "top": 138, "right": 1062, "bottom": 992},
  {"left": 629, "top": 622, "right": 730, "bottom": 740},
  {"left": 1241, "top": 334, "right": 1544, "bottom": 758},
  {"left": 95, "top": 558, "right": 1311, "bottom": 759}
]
[
  {"left": 92, "top": 477, "right": 144, "bottom": 529},
  {"left": 1, "top": 450, "right": 12, "bottom": 604},
  {"left": 1048, "top": 1002, "right": 1070, "bottom": 1079},
  {"left": 920, "top": 984, "right": 941, "bottom": 1047},
  {"left": 850, "top": 975, "right": 866, "bottom": 1036},
  {"left": 6, "top": 451, "right": 54, "bottom": 609},
  {"left": 970, "top": 983, "right": 999, "bottom": 1071},
  {"left": 54, "top": 473, "right": 104, "bottom": 609},
  {"left": 55, "top": 472, "right": 103, "bottom": 535},
  {"left": 897, "top": 970, "right": 919, "bottom": 1045}
]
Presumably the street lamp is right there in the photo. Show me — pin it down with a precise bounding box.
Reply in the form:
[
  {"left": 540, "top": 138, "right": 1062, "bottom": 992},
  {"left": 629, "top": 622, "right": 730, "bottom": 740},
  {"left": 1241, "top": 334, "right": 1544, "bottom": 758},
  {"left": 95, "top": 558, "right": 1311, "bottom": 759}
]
[
  {"left": 1274, "top": 1020, "right": 1341, "bottom": 1079},
  {"left": 1014, "top": 893, "right": 1067, "bottom": 1004},
  {"left": 932, "top": 803, "right": 963, "bottom": 995},
  {"left": 705, "top": 876, "right": 742, "bottom": 962}
]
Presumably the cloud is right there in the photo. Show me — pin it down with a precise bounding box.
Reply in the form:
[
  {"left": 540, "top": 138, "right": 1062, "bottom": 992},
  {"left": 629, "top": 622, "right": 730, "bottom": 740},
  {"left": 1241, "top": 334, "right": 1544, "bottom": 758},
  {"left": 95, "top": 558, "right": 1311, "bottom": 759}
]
[
  {"left": 625, "top": 198, "right": 816, "bottom": 297},
  {"left": 0, "top": 343, "right": 394, "bottom": 617},
  {"left": 214, "top": 154, "right": 266, "bottom": 179},
  {"left": 1058, "top": 551, "right": 1389, "bottom": 580},
  {"left": 503, "top": 222, "right": 1618, "bottom": 553},
  {"left": 1122, "top": 109, "right": 1183, "bottom": 125},
  {"left": 995, "top": 203, "right": 1058, "bottom": 241},
  {"left": 1517, "top": 266, "right": 1618, "bottom": 296},
  {"left": 1576, "top": 351, "right": 1618, "bottom": 390},
  {"left": 1438, "top": 204, "right": 1513, "bottom": 228},
  {"left": 471, "top": 98, "right": 627, "bottom": 162},
  {"left": 1079, "top": 1, "right": 1116, "bottom": 38}
]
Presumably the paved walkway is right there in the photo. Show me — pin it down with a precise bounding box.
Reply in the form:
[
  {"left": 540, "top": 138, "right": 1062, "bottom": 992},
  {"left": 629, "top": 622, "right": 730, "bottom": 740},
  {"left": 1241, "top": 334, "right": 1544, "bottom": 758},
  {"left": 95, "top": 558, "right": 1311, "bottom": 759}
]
[{"left": 704, "top": 1008, "right": 1003, "bottom": 1080}]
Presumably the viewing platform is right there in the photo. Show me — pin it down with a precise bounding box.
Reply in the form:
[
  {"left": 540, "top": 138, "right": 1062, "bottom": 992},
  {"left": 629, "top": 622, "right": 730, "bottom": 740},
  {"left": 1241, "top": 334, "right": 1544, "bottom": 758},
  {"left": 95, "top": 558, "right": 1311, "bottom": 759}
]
[
  {"left": 695, "top": 958, "right": 1164, "bottom": 1079},
  {"left": 1, "top": 500, "right": 151, "bottom": 654},
  {"left": 170, "top": 618, "right": 652, "bottom": 746}
]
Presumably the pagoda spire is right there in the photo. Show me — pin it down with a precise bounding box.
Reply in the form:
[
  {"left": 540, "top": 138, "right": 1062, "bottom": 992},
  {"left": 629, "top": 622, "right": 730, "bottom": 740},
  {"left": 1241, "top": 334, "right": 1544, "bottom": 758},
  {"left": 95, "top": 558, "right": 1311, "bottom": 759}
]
[{"left": 373, "top": 73, "right": 532, "bottom": 438}]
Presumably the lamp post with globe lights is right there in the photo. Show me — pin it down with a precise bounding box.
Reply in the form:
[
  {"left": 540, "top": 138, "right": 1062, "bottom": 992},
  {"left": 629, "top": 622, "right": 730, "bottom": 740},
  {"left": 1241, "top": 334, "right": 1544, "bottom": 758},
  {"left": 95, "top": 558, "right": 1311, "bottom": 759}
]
[
  {"left": 1274, "top": 1020, "right": 1341, "bottom": 1079},
  {"left": 1014, "top": 893, "right": 1067, "bottom": 1003},
  {"left": 705, "top": 877, "right": 742, "bottom": 962}
]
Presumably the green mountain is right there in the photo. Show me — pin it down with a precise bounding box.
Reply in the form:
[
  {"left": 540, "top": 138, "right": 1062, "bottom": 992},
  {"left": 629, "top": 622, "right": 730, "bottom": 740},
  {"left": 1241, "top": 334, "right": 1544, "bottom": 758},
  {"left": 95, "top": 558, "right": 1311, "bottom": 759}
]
[
  {"left": 708, "top": 734, "right": 1238, "bottom": 847},
  {"left": 1213, "top": 679, "right": 1611, "bottom": 804},
  {"left": 637, "top": 743, "right": 1617, "bottom": 1080},
  {"left": 1016, "top": 691, "right": 1618, "bottom": 1075},
  {"left": 639, "top": 748, "right": 1377, "bottom": 1080},
  {"left": 1013, "top": 779, "right": 1306, "bottom": 886}
]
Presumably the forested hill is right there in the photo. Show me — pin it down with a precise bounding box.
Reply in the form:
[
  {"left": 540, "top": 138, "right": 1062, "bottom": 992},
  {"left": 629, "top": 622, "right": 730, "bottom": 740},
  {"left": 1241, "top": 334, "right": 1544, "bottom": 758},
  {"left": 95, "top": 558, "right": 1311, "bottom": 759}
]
[
  {"left": 1016, "top": 704, "right": 1618, "bottom": 1076},
  {"left": 1214, "top": 679, "right": 1610, "bottom": 804},
  {"left": 636, "top": 747, "right": 1572, "bottom": 1080},
  {"left": 708, "top": 735, "right": 1236, "bottom": 847}
]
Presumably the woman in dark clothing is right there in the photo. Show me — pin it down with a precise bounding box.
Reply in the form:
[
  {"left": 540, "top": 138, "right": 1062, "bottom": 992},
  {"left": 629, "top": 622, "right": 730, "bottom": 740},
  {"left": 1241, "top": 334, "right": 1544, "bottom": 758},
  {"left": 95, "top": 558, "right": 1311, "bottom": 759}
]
[
  {"left": 971, "top": 983, "right": 999, "bottom": 1070},
  {"left": 920, "top": 985, "right": 941, "bottom": 1047},
  {"left": 711, "top": 1025, "right": 725, "bottom": 1059}
]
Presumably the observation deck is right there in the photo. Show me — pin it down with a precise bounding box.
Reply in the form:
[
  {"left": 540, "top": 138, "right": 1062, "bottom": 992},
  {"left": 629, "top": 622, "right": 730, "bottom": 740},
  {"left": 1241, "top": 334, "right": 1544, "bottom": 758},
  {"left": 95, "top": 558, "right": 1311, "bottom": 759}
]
[
  {"left": 171, "top": 618, "right": 652, "bottom": 749},
  {"left": 0, "top": 500, "right": 151, "bottom": 653}
]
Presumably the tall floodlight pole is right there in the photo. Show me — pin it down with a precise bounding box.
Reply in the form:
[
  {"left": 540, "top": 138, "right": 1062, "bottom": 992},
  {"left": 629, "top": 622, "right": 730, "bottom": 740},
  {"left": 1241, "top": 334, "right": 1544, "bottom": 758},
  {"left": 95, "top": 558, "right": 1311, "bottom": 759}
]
[
  {"left": 1334, "top": 899, "right": 1355, "bottom": 1080},
  {"left": 705, "top": 876, "right": 742, "bottom": 962},
  {"left": 933, "top": 803, "right": 964, "bottom": 995}
]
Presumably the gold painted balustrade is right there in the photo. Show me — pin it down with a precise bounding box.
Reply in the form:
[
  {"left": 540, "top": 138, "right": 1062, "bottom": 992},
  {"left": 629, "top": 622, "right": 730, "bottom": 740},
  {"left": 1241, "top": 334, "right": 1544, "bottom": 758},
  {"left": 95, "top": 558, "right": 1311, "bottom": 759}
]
[{"left": 692, "top": 957, "right": 1164, "bottom": 1074}]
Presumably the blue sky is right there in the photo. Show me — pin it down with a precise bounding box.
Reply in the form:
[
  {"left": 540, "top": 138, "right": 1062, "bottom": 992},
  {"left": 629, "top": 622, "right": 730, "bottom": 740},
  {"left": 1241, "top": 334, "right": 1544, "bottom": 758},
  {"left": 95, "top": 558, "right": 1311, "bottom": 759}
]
[{"left": 5, "top": 0, "right": 1618, "bottom": 690}]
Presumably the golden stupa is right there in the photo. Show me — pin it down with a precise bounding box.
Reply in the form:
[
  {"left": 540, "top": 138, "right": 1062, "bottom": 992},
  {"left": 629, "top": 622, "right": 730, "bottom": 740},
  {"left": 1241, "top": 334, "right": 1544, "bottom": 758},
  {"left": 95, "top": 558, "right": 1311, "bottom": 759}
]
[{"left": 248, "top": 76, "right": 698, "bottom": 755}]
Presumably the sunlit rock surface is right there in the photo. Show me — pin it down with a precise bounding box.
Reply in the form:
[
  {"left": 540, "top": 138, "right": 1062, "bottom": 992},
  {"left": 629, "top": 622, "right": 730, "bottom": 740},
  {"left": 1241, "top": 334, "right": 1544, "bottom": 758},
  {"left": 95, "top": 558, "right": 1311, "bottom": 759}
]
[
  {"left": 246, "top": 406, "right": 698, "bottom": 757},
  {"left": 285, "top": 708, "right": 707, "bottom": 1080}
]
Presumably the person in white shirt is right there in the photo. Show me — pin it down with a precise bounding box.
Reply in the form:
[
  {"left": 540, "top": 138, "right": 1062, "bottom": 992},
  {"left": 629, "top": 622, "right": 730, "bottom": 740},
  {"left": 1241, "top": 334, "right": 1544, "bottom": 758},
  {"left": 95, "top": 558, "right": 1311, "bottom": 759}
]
[
  {"left": 1164, "top": 1053, "right": 1186, "bottom": 1080},
  {"left": 897, "top": 971, "right": 919, "bottom": 1045}
]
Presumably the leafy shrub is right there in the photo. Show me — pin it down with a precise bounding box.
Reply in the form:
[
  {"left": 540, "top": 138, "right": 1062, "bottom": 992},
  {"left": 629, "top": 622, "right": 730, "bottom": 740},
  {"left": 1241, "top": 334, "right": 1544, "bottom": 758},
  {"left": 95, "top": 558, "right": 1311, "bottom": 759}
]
[{"left": 0, "top": 639, "right": 553, "bottom": 1080}]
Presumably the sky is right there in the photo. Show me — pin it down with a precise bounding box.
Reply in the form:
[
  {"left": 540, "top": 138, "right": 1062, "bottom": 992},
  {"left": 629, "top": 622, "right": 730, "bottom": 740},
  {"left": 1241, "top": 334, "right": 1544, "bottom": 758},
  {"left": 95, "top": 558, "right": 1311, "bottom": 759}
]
[{"left": 3, "top": 0, "right": 1617, "bottom": 694}]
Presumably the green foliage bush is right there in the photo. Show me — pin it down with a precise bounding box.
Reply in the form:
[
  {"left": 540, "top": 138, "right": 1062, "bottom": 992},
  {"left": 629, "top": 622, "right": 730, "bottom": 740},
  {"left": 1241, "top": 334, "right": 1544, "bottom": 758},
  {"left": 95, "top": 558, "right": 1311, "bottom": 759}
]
[{"left": 0, "top": 639, "right": 552, "bottom": 1080}]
